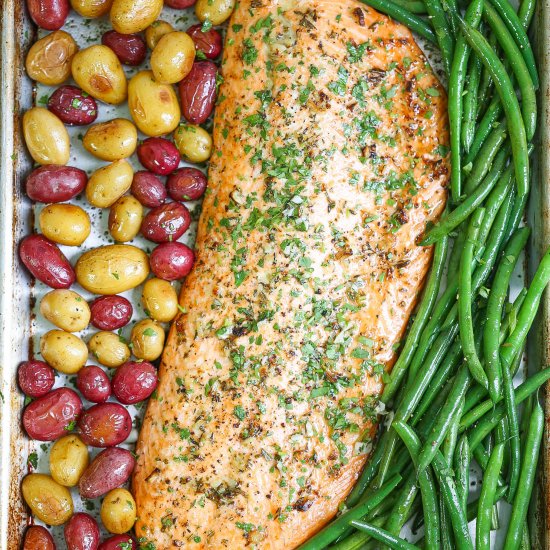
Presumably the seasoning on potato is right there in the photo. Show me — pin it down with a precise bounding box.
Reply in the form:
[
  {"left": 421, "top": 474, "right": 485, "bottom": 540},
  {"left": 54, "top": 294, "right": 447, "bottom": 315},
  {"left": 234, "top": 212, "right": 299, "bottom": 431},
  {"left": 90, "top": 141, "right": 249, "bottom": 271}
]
[
  {"left": 75, "top": 244, "right": 150, "bottom": 295},
  {"left": 39, "top": 203, "right": 91, "bottom": 246},
  {"left": 174, "top": 123, "right": 212, "bottom": 163},
  {"left": 151, "top": 31, "right": 196, "bottom": 84},
  {"left": 40, "top": 330, "right": 88, "bottom": 374},
  {"left": 131, "top": 319, "right": 165, "bottom": 361},
  {"left": 49, "top": 434, "right": 89, "bottom": 487},
  {"left": 23, "top": 107, "right": 70, "bottom": 165},
  {"left": 142, "top": 278, "right": 179, "bottom": 322},
  {"left": 110, "top": 0, "right": 163, "bottom": 34},
  {"left": 195, "top": 0, "right": 236, "bottom": 25},
  {"left": 145, "top": 20, "right": 175, "bottom": 50},
  {"left": 40, "top": 289, "right": 91, "bottom": 332},
  {"left": 71, "top": 45, "right": 127, "bottom": 104},
  {"left": 100, "top": 488, "right": 137, "bottom": 534},
  {"left": 88, "top": 330, "right": 131, "bottom": 368},
  {"left": 25, "top": 30, "right": 78, "bottom": 86},
  {"left": 86, "top": 159, "right": 133, "bottom": 208},
  {"left": 128, "top": 70, "right": 181, "bottom": 137},
  {"left": 22, "top": 473, "right": 74, "bottom": 525},
  {"left": 83, "top": 118, "right": 138, "bottom": 161},
  {"left": 70, "top": 0, "right": 113, "bottom": 18},
  {"left": 108, "top": 195, "right": 143, "bottom": 243}
]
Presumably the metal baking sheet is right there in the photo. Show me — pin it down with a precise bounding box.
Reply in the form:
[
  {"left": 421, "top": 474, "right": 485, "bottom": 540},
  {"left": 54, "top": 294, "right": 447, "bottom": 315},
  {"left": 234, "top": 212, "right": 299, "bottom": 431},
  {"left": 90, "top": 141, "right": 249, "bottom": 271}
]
[{"left": 0, "top": 0, "right": 548, "bottom": 548}]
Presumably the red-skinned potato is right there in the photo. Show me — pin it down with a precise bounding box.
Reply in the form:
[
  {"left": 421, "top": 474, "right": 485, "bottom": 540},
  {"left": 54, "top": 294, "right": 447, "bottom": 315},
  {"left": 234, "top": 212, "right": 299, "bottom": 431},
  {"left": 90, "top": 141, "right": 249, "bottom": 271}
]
[
  {"left": 99, "top": 535, "right": 137, "bottom": 550},
  {"left": 141, "top": 202, "right": 191, "bottom": 243},
  {"left": 18, "top": 360, "right": 55, "bottom": 398},
  {"left": 102, "top": 31, "right": 147, "bottom": 66},
  {"left": 111, "top": 361, "right": 157, "bottom": 404},
  {"left": 186, "top": 24, "right": 222, "bottom": 59},
  {"left": 48, "top": 85, "right": 98, "bottom": 125},
  {"left": 78, "top": 447, "right": 135, "bottom": 499},
  {"left": 89, "top": 295, "right": 133, "bottom": 331},
  {"left": 19, "top": 234, "right": 75, "bottom": 289},
  {"left": 165, "top": 0, "right": 196, "bottom": 7},
  {"left": 179, "top": 61, "right": 217, "bottom": 124},
  {"left": 76, "top": 365, "right": 112, "bottom": 403},
  {"left": 64, "top": 513, "right": 100, "bottom": 550},
  {"left": 23, "top": 388, "right": 83, "bottom": 441},
  {"left": 26, "top": 165, "right": 87, "bottom": 203},
  {"left": 26, "top": 0, "right": 69, "bottom": 30},
  {"left": 131, "top": 171, "right": 166, "bottom": 207},
  {"left": 23, "top": 525, "right": 56, "bottom": 550},
  {"left": 150, "top": 241, "right": 195, "bottom": 281},
  {"left": 167, "top": 167, "right": 207, "bottom": 201},
  {"left": 77, "top": 403, "right": 132, "bottom": 447},
  {"left": 137, "top": 137, "right": 180, "bottom": 175}
]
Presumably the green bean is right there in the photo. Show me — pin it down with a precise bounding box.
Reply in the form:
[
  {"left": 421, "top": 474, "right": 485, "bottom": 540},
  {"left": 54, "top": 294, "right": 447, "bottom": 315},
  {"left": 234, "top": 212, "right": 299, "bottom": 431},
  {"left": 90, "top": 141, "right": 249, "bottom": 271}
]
[
  {"left": 483, "top": 2, "right": 537, "bottom": 139},
  {"left": 484, "top": 228, "right": 531, "bottom": 402},
  {"left": 459, "top": 20, "right": 530, "bottom": 196},
  {"left": 448, "top": 224, "right": 467, "bottom": 274},
  {"left": 518, "top": 0, "right": 536, "bottom": 29},
  {"left": 501, "top": 246, "right": 550, "bottom": 367},
  {"left": 487, "top": 0, "right": 539, "bottom": 88},
  {"left": 503, "top": 193, "right": 529, "bottom": 245},
  {"left": 358, "top": 0, "right": 437, "bottom": 43},
  {"left": 440, "top": 496, "right": 454, "bottom": 550},
  {"left": 383, "top": 472, "right": 419, "bottom": 538},
  {"left": 330, "top": 515, "right": 391, "bottom": 550},
  {"left": 503, "top": 399, "right": 544, "bottom": 550},
  {"left": 349, "top": 521, "right": 421, "bottom": 550},
  {"left": 382, "top": 235, "right": 448, "bottom": 403},
  {"left": 467, "top": 484, "right": 508, "bottom": 520},
  {"left": 345, "top": 438, "right": 384, "bottom": 507},
  {"left": 448, "top": 0, "right": 484, "bottom": 201},
  {"left": 424, "top": 0, "right": 454, "bottom": 75},
  {"left": 454, "top": 437, "right": 470, "bottom": 516},
  {"left": 459, "top": 210, "right": 488, "bottom": 387},
  {"left": 297, "top": 475, "right": 402, "bottom": 550},
  {"left": 477, "top": 443, "right": 505, "bottom": 550},
  {"left": 465, "top": 102, "right": 504, "bottom": 166},
  {"left": 462, "top": 54, "right": 482, "bottom": 152},
  {"left": 390, "top": 0, "right": 428, "bottom": 13},
  {"left": 476, "top": 30, "right": 497, "bottom": 120}
]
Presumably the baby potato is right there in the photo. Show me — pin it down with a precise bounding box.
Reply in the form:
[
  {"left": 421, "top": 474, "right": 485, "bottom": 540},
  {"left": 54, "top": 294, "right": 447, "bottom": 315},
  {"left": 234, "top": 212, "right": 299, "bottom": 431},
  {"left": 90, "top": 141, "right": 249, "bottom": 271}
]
[
  {"left": 100, "top": 488, "right": 136, "bottom": 534},
  {"left": 75, "top": 244, "right": 150, "bottom": 295},
  {"left": 40, "top": 289, "right": 91, "bottom": 332},
  {"left": 174, "top": 124, "right": 212, "bottom": 163},
  {"left": 49, "top": 434, "right": 89, "bottom": 487},
  {"left": 195, "top": 0, "right": 235, "bottom": 25},
  {"left": 142, "top": 278, "right": 179, "bottom": 322},
  {"left": 131, "top": 319, "right": 165, "bottom": 361},
  {"left": 70, "top": 0, "right": 113, "bottom": 17},
  {"left": 39, "top": 203, "right": 91, "bottom": 246},
  {"left": 110, "top": 0, "right": 163, "bottom": 34},
  {"left": 88, "top": 331, "right": 130, "bottom": 368},
  {"left": 145, "top": 20, "right": 174, "bottom": 50},
  {"left": 22, "top": 474, "right": 73, "bottom": 526},
  {"left": 25, "top": 30, "right": 78, "bottom": 86},
  {"left": 128, "top": 70, "right": 181, "bottom": 137},
  {"left": 23, "top": 108, "right": 70, "bottom": 165},
  {"left": 83, "top": 119, "right": 138, "bottom": 161},
  {"left": 151, "top": 32, "right": 195, "bottom": 85},
  {"left": 86, "top": 159, "right": 133, "bottom": 208},
  {"left": 108, "top": 195, "right": 143, "bottom": 242},
  {"left": 72, "top": 45, "right": 127, "bottom": 104},
  {"left": 40, "top": 330, "right": 88, "bottom": 374}
]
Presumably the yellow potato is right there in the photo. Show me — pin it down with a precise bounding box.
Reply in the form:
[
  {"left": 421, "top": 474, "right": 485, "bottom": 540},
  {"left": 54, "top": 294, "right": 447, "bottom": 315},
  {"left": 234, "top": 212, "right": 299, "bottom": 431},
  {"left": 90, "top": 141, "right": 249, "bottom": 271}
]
[
  {"left": 83, "top": 118, "right": 137, "bottom": 161},
  {"left": 110, "top": 0, "right": 163, "bottom": 34},
  {"left": 22, "top": 474, "right": 73, "bottom": 526},
  {"left": 70, "top": 0, "right": 113, "bottom": 17},
  {"left": 25, "top": 30, "right": 78, "bottom": 86},
  {"left": 174, "top": 124, "right": 212, "bottom": 163},
  {"left": 75, "top": 244, "right": 150, "bottom": 295},
  {"left": 195, "top": 0, "right": 235, "bottom": 25},
  {"left": 23, "top": 108, "right": 70, "bottom": 165},
  {"left": 72, "top": 45, "right": 127, "bottom": 104},
  {"left": 142, "top": 278, "right": 178, "bottom": 322},
  {"left": 131, "top": 319, "right": 165, "bottom": 361},
  {"left": 151, "top": 31, "right": 195, "bottom": 84},
  {"left": 86, "top": 159, "right": 133, "bottom": 208},
  {"left": 108, "top": 195, "right": 143, "bottom": 243},
  {"left": 40, "top": 330, "right": 88, "bottom": 374},
  {"left": 39, "top": 203, "right": 91, "bottom": 246},
  {"left": 49, "top": 435, "right": 89, "bottom": 487},
  {"left": 88, "top": 331, "right": 131, "bottom": 368},
  {"left": 128, "top": 70, "right": 181, "bottom": 137},
  {"left": 145, "top": 20, "right": 174, "bottom": 50},
  {"left": 40, "top": 289, "right": 91, "bottom": 332},
  {"left": 101, "top": 488, "right": 136, "bottom": 534}
]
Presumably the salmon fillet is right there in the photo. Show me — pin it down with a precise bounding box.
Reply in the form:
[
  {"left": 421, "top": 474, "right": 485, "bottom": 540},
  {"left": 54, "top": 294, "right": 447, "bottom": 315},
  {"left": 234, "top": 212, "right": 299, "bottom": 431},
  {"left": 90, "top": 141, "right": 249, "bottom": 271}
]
[{"left": 133, "top": 0, "right": 449, "bottom": 547}]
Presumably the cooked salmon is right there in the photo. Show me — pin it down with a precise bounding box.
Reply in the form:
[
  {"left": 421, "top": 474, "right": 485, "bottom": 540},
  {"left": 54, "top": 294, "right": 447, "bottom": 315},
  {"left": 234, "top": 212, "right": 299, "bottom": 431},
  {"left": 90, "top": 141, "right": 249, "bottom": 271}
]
[{"left": 133, "top": 0, "right": 449, "bottom": 547}]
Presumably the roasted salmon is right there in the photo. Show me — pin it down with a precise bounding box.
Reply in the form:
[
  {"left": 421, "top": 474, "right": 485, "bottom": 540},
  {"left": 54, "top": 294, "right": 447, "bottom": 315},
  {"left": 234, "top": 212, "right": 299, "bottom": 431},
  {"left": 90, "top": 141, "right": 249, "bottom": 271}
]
[{"left": 133, "top": 0, "right": 449, "bottom": 547}]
